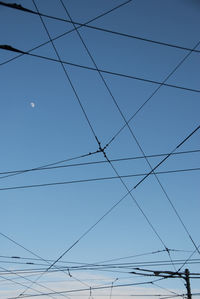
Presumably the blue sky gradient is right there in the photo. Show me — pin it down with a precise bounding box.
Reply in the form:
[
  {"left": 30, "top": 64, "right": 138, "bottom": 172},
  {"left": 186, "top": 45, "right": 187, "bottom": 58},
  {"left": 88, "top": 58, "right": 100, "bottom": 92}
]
[{"left": 0, "top": 0, "right": 200, "bottom": 297}]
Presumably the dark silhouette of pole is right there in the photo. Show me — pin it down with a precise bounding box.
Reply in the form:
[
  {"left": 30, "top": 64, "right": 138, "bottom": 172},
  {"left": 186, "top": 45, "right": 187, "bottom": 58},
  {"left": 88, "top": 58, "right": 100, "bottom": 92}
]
[
  {"left": 130, "top": 268, "right": 194, "bottom": 299},
  {"left": 185, "top": 269, "right": 192, "bottom": 299}
]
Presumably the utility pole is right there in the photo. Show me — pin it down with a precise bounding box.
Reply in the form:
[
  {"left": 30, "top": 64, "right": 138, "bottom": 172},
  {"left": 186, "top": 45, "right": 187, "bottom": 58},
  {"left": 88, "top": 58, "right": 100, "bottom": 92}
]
[
  {"left": 130, "top": 267, "right": 195, "bottom": 299},
  {"left": 185, "top": 268, "right": 192, "bottom": 299}
]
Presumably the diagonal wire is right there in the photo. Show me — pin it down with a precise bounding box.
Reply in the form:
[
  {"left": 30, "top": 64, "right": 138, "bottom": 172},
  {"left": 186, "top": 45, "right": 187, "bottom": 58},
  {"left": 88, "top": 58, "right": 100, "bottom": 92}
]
[
  {"left": 0, "top": 149, "right": 199, "bottom": 179},
  {"left": 0, "top": 149, "right": 100, "bottom": 180},
  {"left": 20, "top": 0, "right": 168, "bottom": 247},
  {"left": 0, "top": 231, "right": 93, "bottom": 298},
  {"left": 61, "top": 0, "right": 200, "bottom": 256},
  {"left": 131, "top": 125, "right": 200, "bottom": 254},
  {"left": 1, "top": 1, "right": 200, "bottom": 55},
  {"left": 12, "top": 0, "right": 106, "bottom": 296},
  {"left": 26, "top": 0, "right": 200, "bottom": 285},
  {"left": 8, "top": 278, "right": 167, "bottom": 299},
  {"left": 109, "top": 278, "right": 118, "bottom": 299},
  {"left": 0, "top": 265, "right": 70, "bottom": 299},
  {"left": 104, "top": 38, "right": 200, "bottom": 148},
  {"left": 133, "top": 125, "right": 200, "bottom": 189},
  {"left": 97, "top": 249, "right": 171, "bottom": 264},
  {"left": 1, "top": 45, "right": 200, "bottom": 94},
  {"left": 177, "top": 243, "right": 200, "bottom": 272},
  {"left": 0, "top": 166, "right": 199, "bottom": 192},
  {"left": 0, "top": 273, "right": 57, "bottom": 299},
  {"left": 0, "top": 248, "right": 176, "bottom": 267},
  {"left": 152, "top": 282, "right": 183, "bottom": 298},
  {"left": 0, "top": 0, "right": 132, "bottom": 67},
  {"left": 66, "top": 268, "right": 95, "bottom": 292},
  {"left": 31, "top": 1, "right": 99, "bottom": 143},
  {"left": 29, "top": 124, "right": 200, "bottom": 289},
  {"left": 15, "top": 0, "right": 200, "bottom": 296},
  {"left": 58, "top": 0, "right": 200, "bottom": 268},
  {"left": 1, "top": 258, "right": 200, "bottom": 276}
]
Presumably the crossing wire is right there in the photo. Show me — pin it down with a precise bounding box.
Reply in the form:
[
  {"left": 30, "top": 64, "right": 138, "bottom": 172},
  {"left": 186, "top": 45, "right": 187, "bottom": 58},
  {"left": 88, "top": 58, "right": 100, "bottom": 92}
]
[
  {"left": 16, "top": 124, "right": 199, "bottom": 289},
  {"left": 13, "top": 1, "right": 175, "bottom": 297},
  {"left": 11, "top": 0, "right": 106, "bottom": 296},
  {"left": 0, "top": 249, "right": 175, "bottom": 267},
  {"left": 13, "top": 1, "right": 200, "bottom": 296},
  {"left": 0, "top": 231, "right": 94, "bottom": 299},
  {"left": 0, "top": 149, "right": 101, "bottom": 180},
  {"left": 0, "top": 273, "right": 57, "bottom": 299},
  {"left": 109, "top": 278, "right": 118, "bottom": 299},
  {"left": 1, "top": 257, "right": 200, "bottom": 277},
  {"left": 3, "top": 0, "right": 199, "bottom": 296},
  {"left": 0, "top": 0, "right": 132, "bottom": 66},
  {"left": 0, "top": 148, "right": 199, "bottom": 179},
  {"left": 0, "top": 166, "right": 199, "bottom": 191},
  {"left": 1, "top": 3, "right": 198, "bottom": 263},
  {"left": 58, "top": 0, "right": 200, "bottom": 263},
  {"left": 0, "top": 265, "right": 70, "bottom": 299},
  {"left": 1, "top": 1, "right": 200, "bottom": 55},
  {"left": 177, "top": 243, "right": 200, "bottom": 272},
  {"left": 0, "top": 12, "right": 197, "bottom": 299},
  {"left": 7, "top": 278, "right": 167, "bottom": 298},
  {"left": 104, "top": 38, "right": 200, "bottom": 148},
  {"left": 1, "top": 45, "right": 200, "bottom": 94},
  {"left": 1, "top": 258, "right": 200, "bottom": 272}
]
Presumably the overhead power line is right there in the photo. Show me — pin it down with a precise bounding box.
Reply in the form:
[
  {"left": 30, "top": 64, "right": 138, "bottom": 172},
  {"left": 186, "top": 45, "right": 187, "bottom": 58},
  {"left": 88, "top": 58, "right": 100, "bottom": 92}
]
[
  {"left": 0, "top": 0, "right": 132, "bottom": 67},
  {"left": 0, "top": 149, "right": 100, "bottom": 180},
  {"left": 0, "top": 273, "right": 57, "bottom": 299},
  {"left": 12, "top": 0, "right": 112, "bottom": 296},
  {"left": 0, "top": 149, "right": 199, "bottom": 179},
  {"left": 0, "top": 166, "right": 199, "bottom": 191},
  {"left": 65, "top": 0, "right": 200, "bottom": 265},
  {"left": 15, "top": 1, "right": 199, "bottom": 295},
  {"left": 0, "top": 229, "right": 93, "bottom": 299},
  {"left": 176, "top": 243, "right": 200, "bottom": 273},
  {"left": 0, "top": 265, "right": 69, "bottom": 299},
  {"left": 1, "top": 1, "right": 199, "bottom": 261},
  {"left": 2, "top": 258, "right": 200, "bottom": 273},
  {"left": 8, "top": 278, "right": 165, "bottom": 298},
  {"left": 1, "top": 44, "right": 200, "bottom": 94},
  {"left": 104, "top": 36, "right": 200, "bottom": 149},
  {"left": 0, "top": 249, "right": 173, "bottom": 267},
  {"left": 58, "top": 0, "right": 200, "bottom": 267},
  {"left": 1, "top": 1, "right": 200, "bottom": 54},
  {"left": 1, "top": 0, "right": 198, "bottom": 296},
  {"left": 133, "top": 125, "right": 200, "bottom": 189},
  {"left": 97, "top": 248, "right": 194, "bottom": 264},
  {"left": 19, "top": 4, "right": 171, "bottom": 296},
  {"left": 1, "top": 36, "right": 199, "bottom": 268},
  {"left": 33, "top": 124, "right": 200, "bottom": 279},
  {"left": 152, "top": 282, "right": 182, "bottom": 299}
]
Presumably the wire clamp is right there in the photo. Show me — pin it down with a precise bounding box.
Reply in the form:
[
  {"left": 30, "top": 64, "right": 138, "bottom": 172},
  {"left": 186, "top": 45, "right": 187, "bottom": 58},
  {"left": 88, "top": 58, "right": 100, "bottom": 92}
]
[{"left": 67, "top": 268, "right": 72, "bottom": 277}]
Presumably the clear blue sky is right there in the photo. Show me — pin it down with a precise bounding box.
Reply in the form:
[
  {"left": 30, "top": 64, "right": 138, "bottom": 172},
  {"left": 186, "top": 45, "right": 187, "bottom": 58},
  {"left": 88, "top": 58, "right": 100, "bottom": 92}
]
[{"left": 0, "top": 0, "right": 200, "bottom": 297}]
